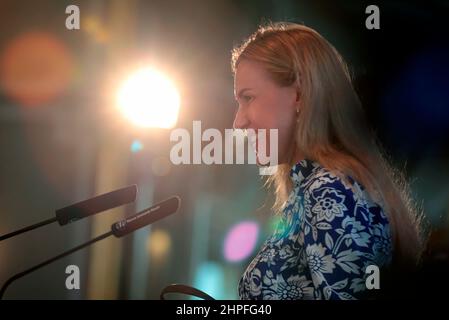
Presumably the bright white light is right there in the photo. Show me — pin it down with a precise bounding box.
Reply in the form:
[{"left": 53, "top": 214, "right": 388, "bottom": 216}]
[{"left": 116, "top": 68, "right": 180, "bottom": 128}]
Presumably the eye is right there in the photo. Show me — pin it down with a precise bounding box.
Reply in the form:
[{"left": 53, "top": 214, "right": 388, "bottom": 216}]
[{"left": 242, "top": 95, "right": 253, "bottom": 103}]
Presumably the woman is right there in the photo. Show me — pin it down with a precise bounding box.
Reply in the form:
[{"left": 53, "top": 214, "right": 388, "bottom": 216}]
[{"left": 232, "top": 22, "right": 425, "bottom": 300}]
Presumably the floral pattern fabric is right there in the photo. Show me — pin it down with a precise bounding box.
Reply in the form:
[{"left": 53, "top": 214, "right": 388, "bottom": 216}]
[{"left": 238, "top": 159, "right": 392, "bottom": 300}]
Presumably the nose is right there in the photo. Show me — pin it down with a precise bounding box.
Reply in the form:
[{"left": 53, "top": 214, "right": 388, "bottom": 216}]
[{"left": 233, "top": 106, "right": 250, "bottom": 130}]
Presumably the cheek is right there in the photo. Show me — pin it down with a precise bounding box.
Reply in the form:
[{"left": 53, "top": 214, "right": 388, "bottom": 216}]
[
  {"left": 251, "top": 106, "right": 295, "bottom": 163},
  {"left": 250, "top": 90, "right": 297, "bottom": 160},
  {"left": 249, "top": 101, "right": 276, "bottom": 129},
  {"left": 251, "top": 95, "right": 294, "bottom": 130}
]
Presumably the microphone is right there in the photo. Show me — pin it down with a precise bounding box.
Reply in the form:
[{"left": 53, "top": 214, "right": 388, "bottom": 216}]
[
  {"left": 55, "top": 185, "right": 138, "bottom": 226},
  {"left": 0, "top": 185, "right": 138, "bottom": 242},
  {"left": 112, "top": 196, "right": 180, "bottom": 237},
  {"left": 0, "top": 196, "right": 180, "bottom": 299}
]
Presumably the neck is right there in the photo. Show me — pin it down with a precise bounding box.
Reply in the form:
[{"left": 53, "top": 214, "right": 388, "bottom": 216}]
[{"left": 291, "top": 148, "right": 305, "bottom": 165}]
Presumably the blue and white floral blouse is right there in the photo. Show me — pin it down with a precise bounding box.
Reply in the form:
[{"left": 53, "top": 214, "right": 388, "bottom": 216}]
[{"left": 238, "top": 159, "right": 393, "bottom": 300}]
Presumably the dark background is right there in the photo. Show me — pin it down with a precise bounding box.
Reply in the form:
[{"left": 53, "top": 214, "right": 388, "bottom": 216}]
[{"left": 0, "top": 0, "right": 448, "bottom": 299}]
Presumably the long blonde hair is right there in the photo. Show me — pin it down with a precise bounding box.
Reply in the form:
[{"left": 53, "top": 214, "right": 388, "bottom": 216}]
[{"left": 232, "top": 22, "right": 426, "bottom": 266}]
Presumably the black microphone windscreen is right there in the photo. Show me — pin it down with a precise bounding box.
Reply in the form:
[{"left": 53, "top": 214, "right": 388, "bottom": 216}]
[
  {"left": 111, "top": 196, "right": 180, "bottom": 237},
  {"left": 55, "top": 185, "right": 138, "bottom": 225}
]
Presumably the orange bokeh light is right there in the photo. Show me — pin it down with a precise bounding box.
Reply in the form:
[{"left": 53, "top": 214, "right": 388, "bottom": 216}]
[{"left": 0, "top": 31, "right": 74, "bottom": 107}]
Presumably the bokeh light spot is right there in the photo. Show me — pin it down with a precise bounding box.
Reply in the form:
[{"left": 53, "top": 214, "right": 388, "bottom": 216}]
[
  {"left": 130, "top": 139, "right": 144, "bottom": 153},
  {"left": 193, "top": 262, "right": 224, "bottom": 300},
  {"left": 116, "top": 67, "right": 180, "bottom": 128},
  {"left": 223, "top": 221, "right": 259, "bottom": 262},
  {"left": 0, "top": 31, "right": 74, "bottom": 107},
  {"left": 147, "top": 229, "right": 171, "bottom": 260},
  {"left": 84, "top": 15, "right": 110, "bottom": 43}
]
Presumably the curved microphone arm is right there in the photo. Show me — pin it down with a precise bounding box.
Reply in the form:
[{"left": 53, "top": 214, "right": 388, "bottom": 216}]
[
  {"left": 0, "top": 231, "right": 113, "bottom": 299},
  {"left": 160, "top": 284, "right": 215, "bottom": 300},
  {"left": 0, "top": 195, "right": 180, "bottom": 299}
]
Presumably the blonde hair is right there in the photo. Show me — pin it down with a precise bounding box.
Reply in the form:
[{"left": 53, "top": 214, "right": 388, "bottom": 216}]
[{"left": 232, "top": 22, "right": 426, "bottom": 266}]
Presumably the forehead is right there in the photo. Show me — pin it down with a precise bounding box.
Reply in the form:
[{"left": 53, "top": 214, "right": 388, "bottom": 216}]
[{"left": 234, "top": 59, "right": 273, "bottom": 91}]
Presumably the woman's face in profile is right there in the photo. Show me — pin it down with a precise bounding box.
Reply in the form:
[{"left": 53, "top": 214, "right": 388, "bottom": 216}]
[{"left": 233, "top": 59, "right": 299, "bottom": 165}]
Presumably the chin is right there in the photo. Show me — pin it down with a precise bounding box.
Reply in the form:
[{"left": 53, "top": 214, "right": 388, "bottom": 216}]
[{"left": 255, "top": 155, "right": 279, "bottom": 167}]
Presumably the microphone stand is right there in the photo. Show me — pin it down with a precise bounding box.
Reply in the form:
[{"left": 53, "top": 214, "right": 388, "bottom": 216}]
[
  {"left": 0, "top": 185, "right": 137, "bottom": 242},
  {"left": 0, "top": 231, "right": 113, "bottom": 299},
  {"left": 0, "top": 217, "right": 57, "bottom": 242},
  {"left": 0, "top": 196, "right": 180, "bottom": 299}
]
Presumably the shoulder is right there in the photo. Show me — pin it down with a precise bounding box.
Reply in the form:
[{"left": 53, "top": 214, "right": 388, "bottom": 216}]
[
  {"left": 297, "top": 162, "right": 392, "bottom": 259},
  {"left": 301, "top": 163, "right": 355, "bottom": 194},
  {"left": 296, "top": 164, "right": 393, "bottom": 298},
  {"left": 300, "top": 164, "right": 359, "bottom": 214},
  {"left": 298, "top": 162, "right": 389, "bottom": 230}
]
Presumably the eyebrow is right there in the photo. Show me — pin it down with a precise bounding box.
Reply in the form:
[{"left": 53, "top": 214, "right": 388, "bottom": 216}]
[{"left": 234, "top": 88, "right": 253, "bottom": 100}]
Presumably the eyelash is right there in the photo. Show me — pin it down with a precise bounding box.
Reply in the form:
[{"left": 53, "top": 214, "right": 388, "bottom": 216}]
[{"left": 242, "top": 95, "right": 253, "bottom": 103}]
